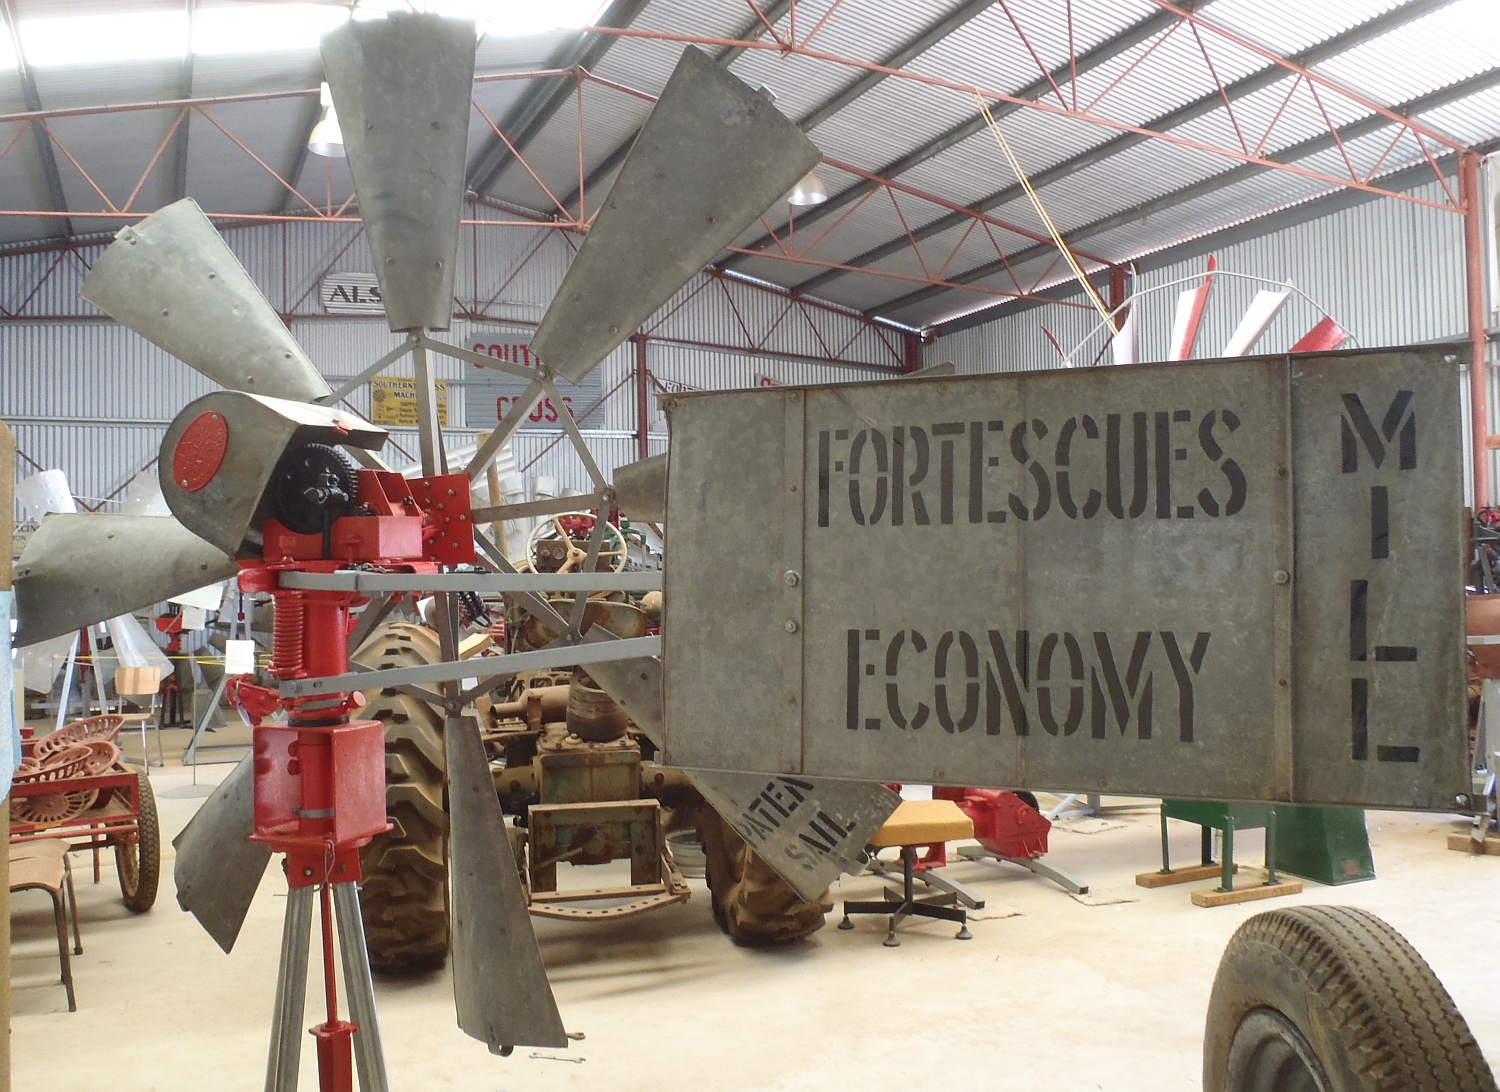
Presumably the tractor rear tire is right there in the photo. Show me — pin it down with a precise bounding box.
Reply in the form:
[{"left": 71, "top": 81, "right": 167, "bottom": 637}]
[
  {"left": 1204, "top": 905, "right": 1495, "bottom": 1092},
  {"left": 353, "top": 622, "right": 450, "bottom": 975},
  {"left": 696, "top": 807, "right": 831, "bottom": 946}
]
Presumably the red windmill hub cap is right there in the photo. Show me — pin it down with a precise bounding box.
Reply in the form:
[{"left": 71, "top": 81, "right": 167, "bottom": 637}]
[{"left": 172, "top": 411, "right": 229, "bottom": 492}]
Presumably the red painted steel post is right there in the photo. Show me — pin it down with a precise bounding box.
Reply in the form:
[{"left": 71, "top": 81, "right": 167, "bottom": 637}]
[
  {"left": 1462, "top": 152, "right": 1491, "bottom": 508},
  {"left": 903, "top": 330, "right": 922, "bottom": 373}
]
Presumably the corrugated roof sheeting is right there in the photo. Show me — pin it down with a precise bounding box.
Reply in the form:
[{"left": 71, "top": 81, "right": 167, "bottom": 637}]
[
  {"left": 30, "top": 60, "right": 178, "bottom": 112},
  {"left": 0, "top": 70, "right": 25, "bottom": 115},
  {"left": 190, "top": 53, "right": 319, "bottom": 99},
  {"left": 590, "top": 0, "right": 755, "bottom": 102},
  {"left": 1416, "top": 80, "right": 1500, "bottom": 148},
  {"left": 892, "top": 117, "right": 1100, "bottom": 215},
  {"left": 1203, "top": 0, "right": 1403, "bottom": 55},
  {"left": 805, "top": 67, "right": 976, "bottom": 169},
  {"left": 474, "top": 29, "right": 573, "bottom": 72},
  {"left": 1315, "top": 0, "right": 1500, "bottom": 104},
  {"left": 903, "top": 0, "right": 1148, "bottom": 111},
  {"left": 0, "top": 132, "right": 56, "bottom": 246},
  {"left": 183, "top": 98, "right": 305, "bottom": 216},
  {"left": 932, "top": 173, "right": 1467, "bottom": 374},
  {"left": 1043, "top": 14, "right": 1273, "bottom": 133},
  {"left": 488, "top": 75, "right": 651, "bottom": 213},
  {"left": 45, "top": 109, "right": 178, "bottom": 227},
  {"left": 729, "top": 0, "right": 974, "bottom": 125}
]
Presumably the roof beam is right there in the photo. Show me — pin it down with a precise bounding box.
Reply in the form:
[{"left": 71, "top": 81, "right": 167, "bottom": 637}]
[
  {"left": 792, "top": 0, "right": 1456, "bottom": 297},
  {"left": 796, "top": 0, "right": 992, "bottom": 134},
  {"left": 555, "top": 0, "right": 791, "bottom": 215},
  {"left": 720, "top": 0, "right": 1220, "bottom": 273},
  {"left": 872, "top": 63, "right": 1500, "bottom": 322},
  {"left": 466, "top": 0, "right": 649, "bottom": 199},
  {"left": 171, "top": 0, "right": 197, "bottom": 203},
  {"left": 1, "top": 0, "right": 72, "bottom": 239},
  {"left": 278, "top": 97, "right": 322, "bottom": 216}
]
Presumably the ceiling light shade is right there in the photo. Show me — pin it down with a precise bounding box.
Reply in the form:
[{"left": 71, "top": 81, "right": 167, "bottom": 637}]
[
  {"left": 308, "top": 82, "right": 345, "bottom": 158},
  {"left": 787, "top": 171, "right": 828, "bottom": 207}
]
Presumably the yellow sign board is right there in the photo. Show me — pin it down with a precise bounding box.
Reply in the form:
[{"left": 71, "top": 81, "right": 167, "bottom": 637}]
[{"left": 370, "top": 377, "right": 448, "bottom": 427}]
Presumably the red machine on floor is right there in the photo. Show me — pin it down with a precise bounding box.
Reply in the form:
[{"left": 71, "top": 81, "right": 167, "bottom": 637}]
[{"left": 884, "top": 786, "right": 1050, "bottom": 870}]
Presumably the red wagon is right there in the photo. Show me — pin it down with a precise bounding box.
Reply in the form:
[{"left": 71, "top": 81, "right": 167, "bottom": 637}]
[{"left": 10, "top": 715, "right": 161, "bottom": 912}]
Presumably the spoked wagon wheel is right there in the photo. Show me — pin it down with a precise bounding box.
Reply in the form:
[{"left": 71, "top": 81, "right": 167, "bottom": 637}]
[{"left": 116, "top": 772, "right": 161, "bottom": 912}]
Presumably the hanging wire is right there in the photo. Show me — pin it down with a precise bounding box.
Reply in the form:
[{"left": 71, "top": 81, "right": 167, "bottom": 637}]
[{"left": 974, "top": 92, "right": 1118, "bottom": 338}]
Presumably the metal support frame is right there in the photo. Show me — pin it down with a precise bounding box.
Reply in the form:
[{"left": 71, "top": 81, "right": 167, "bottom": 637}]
[
  {"left": 955, "top": 845, "right": 1090, "bottom": 896},
  {"left": 787, "top": 0, "right": 1461, "bottom": 300},
  {"left": 0, "top": 0, "right": 1476, "bottom": 334},
  {"left": 264, "top": 882, "right": 389, "bottom": 1092},
  {"left": 1462, "top": 151, "right": 1491, "bottom": 507}
]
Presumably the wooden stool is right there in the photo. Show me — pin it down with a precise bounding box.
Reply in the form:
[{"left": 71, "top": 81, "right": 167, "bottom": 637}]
[
  {"left": 10, "top": 840, "right": 83, "bottom": 1011},
  {"left": 839, "top": 799, "right": 975, "bottom": 947}
]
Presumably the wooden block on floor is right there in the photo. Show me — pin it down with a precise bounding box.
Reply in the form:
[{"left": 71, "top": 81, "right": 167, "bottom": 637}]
[
  {"left": 1135, "top": 863, "right": 1237, "bottom": 888},
  {"left": 1190, "top": 876, "right": 1303, "bottom": 907},
  {"left": 1447, "top": 831, "right": 1500, "bottom": 856}
]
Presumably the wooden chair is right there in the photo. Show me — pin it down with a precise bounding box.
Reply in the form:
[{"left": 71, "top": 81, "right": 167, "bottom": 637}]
[
  {"left": 839, "top": 799, "right": 976, "bottom": 947},
  {"left": 10, "top": 840, "right": 83, "bottom": 1011},
  {"left": 114, "top": 665, "right": 165, "bottom": 767}
]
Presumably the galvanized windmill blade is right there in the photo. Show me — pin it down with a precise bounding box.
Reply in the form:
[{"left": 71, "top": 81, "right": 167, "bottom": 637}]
[
  {"left": 172, "top": 754, "right": 273, "bottom": 953},
  {"left": 80, "top": 198, "right": 331, "bottom": 403},
  {"left": 446, "top": 711, "right": 568, "bottom": 1052},
  {"left": 530, "top": 45, "right": 822, "bottom": 385},
  {"left": 320, "top": 12, "right": 476, "bottom": 335},
  {"left": 12, "top": 513, "right": 237, "bottom": 647},
  {"left": 610, "top": 453, "right": 668, "bottom": 524}
]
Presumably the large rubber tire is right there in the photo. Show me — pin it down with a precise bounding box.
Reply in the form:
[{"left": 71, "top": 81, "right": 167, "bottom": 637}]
[
  {"left": 353, "top": 623, "right": 450, "bottom": 974},
  {"left": 116, "top": 772, "right": 160, "bottom": 913},
  {"left": 1204, "top": 905, "right": 1496, "bottom": 1092},
  {"left": 696, "top": 807, "right": 831, "bottom": 947}
]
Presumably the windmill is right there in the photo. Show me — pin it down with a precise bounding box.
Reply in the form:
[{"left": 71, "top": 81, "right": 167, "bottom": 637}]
[{"left": 9, "top": 13, "right": 906, "bottom": 1088}]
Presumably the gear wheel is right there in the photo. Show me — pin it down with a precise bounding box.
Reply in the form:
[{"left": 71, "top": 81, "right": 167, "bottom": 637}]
[
  {"left": 269, "top": 442, "right": 358, "bottom": 534},
  {"left": 352, "top": 622, "right": 450, "bottom": 974}
]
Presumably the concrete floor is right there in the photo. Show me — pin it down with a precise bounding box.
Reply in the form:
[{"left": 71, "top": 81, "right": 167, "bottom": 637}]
[{"left": 11, "top": 732, "right": 1500, "bottom": 1091}]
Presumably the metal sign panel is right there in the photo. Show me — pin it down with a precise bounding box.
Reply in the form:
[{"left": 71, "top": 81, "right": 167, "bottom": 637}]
[
  {"left": 682, "top": 770, "right": 900, "bottom": 903},
  {"left": 463, "top": 332, "right": 601, "bottom": 432},
  {"left": 321, "top": 272, "right": 385, "bottom": 316},
  {"left": 661, "top": 348, "right": 1467, "bottom": 810},
  {"left": 371, "top": 377, "right": 448, "bottom": 427}
]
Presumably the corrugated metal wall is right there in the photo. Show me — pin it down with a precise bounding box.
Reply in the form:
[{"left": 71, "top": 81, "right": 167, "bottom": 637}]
[
  {"left": 2, "top": 213, "right": 897, "bottom": 518},
  {"left": 927, "top": 173, "right": 1493, "bottom": 499},
  {"left": 931, "top": 176, "right": 1469, "bottom": 373}
]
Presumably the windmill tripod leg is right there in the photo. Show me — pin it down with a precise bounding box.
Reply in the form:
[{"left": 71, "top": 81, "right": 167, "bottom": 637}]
[
  {"left": 333, "top": 882, "right": 390, "bottom": 1092},
  {"left": 266, "top": 885, "right": 315, "bottom": 1092},
  {"left": 263, "top": 881, "right": 392, "bottom": 1092}
]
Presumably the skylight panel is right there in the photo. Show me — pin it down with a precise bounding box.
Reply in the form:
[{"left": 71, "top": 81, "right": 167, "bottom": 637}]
[
  {"left": 193, "top": 4, "right": 348, "bottom": 56},
  {"left": 0, "top": 24, "right": 14, "bottom": 70},
  {"left": 424, "top": 0, "right": 610, "bottom": 36},
  {"left": 20, "top": 10, "right": 187, "bottom": 67}
]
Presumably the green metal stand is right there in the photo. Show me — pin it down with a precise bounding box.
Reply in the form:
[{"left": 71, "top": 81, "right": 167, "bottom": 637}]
[
  {"left": 1161, "top": 801, "right": 1279, "bottom": 893},
  {"left": 1270, "top": 806, "right": 1375, "bottom": 885}
]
